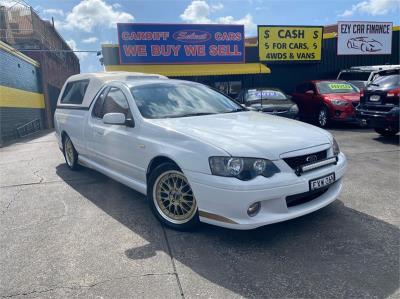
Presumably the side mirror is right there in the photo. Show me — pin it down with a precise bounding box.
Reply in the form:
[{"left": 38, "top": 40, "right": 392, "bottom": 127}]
[
  {"left": 305, "top": 90, "right": 314, "bottom": 95},
  {"left": 103, "top": 112, "right": 126, "bottom": 125}
]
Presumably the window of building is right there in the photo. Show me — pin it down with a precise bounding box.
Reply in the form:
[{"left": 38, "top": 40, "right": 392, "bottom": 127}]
[
  {"left": 215, "top": 81, "right": 242, "bottom": 96},
  {"left": 229, "top": 81, "right": 242, "bottom": 95}
]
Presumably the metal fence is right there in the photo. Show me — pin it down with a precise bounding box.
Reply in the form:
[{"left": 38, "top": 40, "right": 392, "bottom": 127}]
[{"left": 0, "top": 5, "right": 73, "bottom": 62}]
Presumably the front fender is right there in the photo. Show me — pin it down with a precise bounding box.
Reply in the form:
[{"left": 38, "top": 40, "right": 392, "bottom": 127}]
[{"left": 140, "top": 123, "right": 229, "bottom": 175}]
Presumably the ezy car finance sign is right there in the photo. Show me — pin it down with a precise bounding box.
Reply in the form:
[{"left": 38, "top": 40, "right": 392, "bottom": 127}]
[{"left": 337, "top": 21, "right": 392, "bottom": 55}]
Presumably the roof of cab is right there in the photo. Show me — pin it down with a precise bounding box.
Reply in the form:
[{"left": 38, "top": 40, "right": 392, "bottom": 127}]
[{"left": 58, "top": 71, "right": 168, "bottom": 107}]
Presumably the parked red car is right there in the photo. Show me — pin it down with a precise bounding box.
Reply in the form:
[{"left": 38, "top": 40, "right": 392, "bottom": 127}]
[{"left": 292, "top": 80, "right": 360, "bottom": 127}]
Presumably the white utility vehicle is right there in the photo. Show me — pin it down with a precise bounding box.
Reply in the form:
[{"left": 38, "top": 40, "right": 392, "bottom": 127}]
[
  {"left": 337, "top": 65, "right": 400, "bottom": 89},
  {"left": 54, "top": 72, "right": 347, "bottom": 230}
]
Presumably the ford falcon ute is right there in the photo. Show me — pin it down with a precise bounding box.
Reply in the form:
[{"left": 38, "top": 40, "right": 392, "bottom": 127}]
[{"left": 54, "top": 72, "right": 347, "bottom": 230}]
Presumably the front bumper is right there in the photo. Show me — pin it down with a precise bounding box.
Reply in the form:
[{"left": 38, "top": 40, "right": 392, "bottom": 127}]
[
  {"left": 330, "top": 105, "right": 357, "bottom": 122},
  {"left": 185, "top": 152, "right": 347, "bottom": 230}
]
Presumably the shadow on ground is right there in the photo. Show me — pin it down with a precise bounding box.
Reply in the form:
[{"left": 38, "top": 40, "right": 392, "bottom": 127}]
[
  {"left": 56, "top": 164, "right": 399, "bottom": 298},
  {"left": 326, "top": 122, "right": 370, "bottom": 131},
  {"left": 373, "top": 134, "right": 400, "bottom": 146},
  {"left": 0, "top": 129, "right": 54, "bottom": 148}
]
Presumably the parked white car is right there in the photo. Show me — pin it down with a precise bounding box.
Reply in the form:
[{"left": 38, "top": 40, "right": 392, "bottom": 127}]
[{"left": 54, "top": 72, "right": 347, "bottom": 230}]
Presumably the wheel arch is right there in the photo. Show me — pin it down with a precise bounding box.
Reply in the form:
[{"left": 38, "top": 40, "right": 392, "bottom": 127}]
[
  {"left": 61, "top": 131, "right": 69, "bottom": 150},
  {"left": 61, "top": 131, "right": 78, "bottom": 154},
  {"left": 146, "top": 155, "right": 183, "bottom": 184}
]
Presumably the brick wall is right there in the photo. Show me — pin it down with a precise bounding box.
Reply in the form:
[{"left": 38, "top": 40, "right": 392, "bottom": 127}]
[
  {"left": 26, "top": 51, "right": 80, "bottom": 127},
  {"left": 0, "top": 45, "right": 44, "bottom": 145},
  {"left": 0, "top": 49, "right": 42, "bottom": 92},
  {"left": 0, "top": 108, "right": 43, "bottom": 144}
]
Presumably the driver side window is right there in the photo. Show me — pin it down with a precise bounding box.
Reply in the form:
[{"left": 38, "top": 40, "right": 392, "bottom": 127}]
[
  {"left": 304, "top": 83, "right": 315, "bottom": 94},
  {"left": 102, "top": 87, "right": 131, "bottom": 117},
  {"left": 92, "top": 87, "right": 109, "bottom": 119},
  {"left": 92, "top": 87, "right": 132, "bottom": 119}
]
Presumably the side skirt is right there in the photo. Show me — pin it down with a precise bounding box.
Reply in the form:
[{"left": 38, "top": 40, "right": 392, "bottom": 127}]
[{"left": 78, "top": 155, "right": 147, "bottom": 195}]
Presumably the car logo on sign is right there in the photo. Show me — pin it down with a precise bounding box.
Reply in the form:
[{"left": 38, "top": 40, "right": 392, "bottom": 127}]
[
  {"left": 306, "top": 155, "right": 318, "bottom": 163},
  {"left": 173, "top": 30, "right": 211, "bottom": 43}
]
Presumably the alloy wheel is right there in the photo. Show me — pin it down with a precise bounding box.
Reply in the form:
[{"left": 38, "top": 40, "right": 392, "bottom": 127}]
[
  {"left": 64, "top": 137, "right": 75, "bottom": 167},
  {"left": 318, "top": 108, "right": 328, "bottom": 127},
  {"left": 153, "top": 170, "right": 197, "bottom": 224}
]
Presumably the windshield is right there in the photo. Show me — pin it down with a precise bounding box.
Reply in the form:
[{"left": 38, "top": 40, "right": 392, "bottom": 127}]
[
  {"left": 316, "top": 82, "right": 359, "bottom": 94},
  {"left": 338, "top": 72, "right": 371, "bottom": 81},
  {"left": 130, "top": 82, "right": 244, "bottom": 119},
  {"left": 246, "top": 89, "right": 287, "bottom": 102},
  {"left": 369, "top": 74, "right": 400, "bottom": 88}
]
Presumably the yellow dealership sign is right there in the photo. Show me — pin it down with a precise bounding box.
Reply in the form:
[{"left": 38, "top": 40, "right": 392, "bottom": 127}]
[{"left": 258, "top": 26, "right": 323, "bottom": 62}]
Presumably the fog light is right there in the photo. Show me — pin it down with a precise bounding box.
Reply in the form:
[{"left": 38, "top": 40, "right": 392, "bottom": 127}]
[{"left": 247, "top": 202, "right": 261, "bottom": 217}]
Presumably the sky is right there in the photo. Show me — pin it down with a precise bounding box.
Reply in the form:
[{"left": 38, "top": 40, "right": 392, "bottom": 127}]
[{"left": 6, "top": 0, "right": 399, "bottom": 72}]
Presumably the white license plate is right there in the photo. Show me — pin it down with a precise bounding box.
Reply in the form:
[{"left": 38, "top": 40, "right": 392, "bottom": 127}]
[
  {"left": 309, "top": 173, "right": 335, "bottom": 191},
  {"left": 370, "top": 95, "right": 380, "bottom": 102}
]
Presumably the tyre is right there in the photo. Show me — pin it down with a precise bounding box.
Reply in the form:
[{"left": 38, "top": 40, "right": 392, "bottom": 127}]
[
  {"left": 317, "top": 106, "right": 330, "bottom": 127},
  {"left": 63, "top": 135, "right": 79, "bottom": 170},
  {"left": 148, "top": 163, "right": 199, "bottom": 230},
  {"left": 374, "top": 127, "right": 399, "bottom": 136},
  {"left": 361, "top": 43, "right": 367, "bottom": 52}
]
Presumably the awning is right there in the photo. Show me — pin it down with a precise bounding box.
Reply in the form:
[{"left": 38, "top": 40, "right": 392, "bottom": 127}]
[{"left": 104, "top": 63, "right": 270, "bottom": 76}]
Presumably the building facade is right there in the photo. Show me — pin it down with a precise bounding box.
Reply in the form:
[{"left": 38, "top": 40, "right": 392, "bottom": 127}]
[
  {"left": 0, "top": 5, "right": 80, "bottom": 131},
  {"left": 0, "top": 41, "right": 44, "bottom": 145},
  {"left": 102, "top": 26, "right": 399, "bottom": 96}
]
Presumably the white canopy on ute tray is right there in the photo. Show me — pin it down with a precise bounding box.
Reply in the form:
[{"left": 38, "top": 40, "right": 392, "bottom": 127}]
[{"left": 57, "top": 71, "right": 168, "bottom": 108}]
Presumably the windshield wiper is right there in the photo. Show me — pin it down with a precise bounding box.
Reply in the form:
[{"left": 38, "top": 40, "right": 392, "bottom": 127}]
[
  {"left": 172, "top": 112, "right": 217, "bottom": 118},
  {"left": 225, "top": 108, "right": 247, "bottom": 113}
]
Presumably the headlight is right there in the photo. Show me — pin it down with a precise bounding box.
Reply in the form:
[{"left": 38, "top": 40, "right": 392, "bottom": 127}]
[
  {"left": 331, "top": 99, "right": 348, "bottom": 106},
  {"left": 332, "top": 138, "right": 340, "bottom": 156},
  {"left": 209, "top": 157, "right": 280, "bottom": 180},
  {"left": 289, "top": 104, "right": 299, "bottom": 113},
  {"left": 227, "top": 157, "right": 243, "bottom": 176}
]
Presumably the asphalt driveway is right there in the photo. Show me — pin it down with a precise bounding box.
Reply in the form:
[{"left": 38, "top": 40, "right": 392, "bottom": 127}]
[{"left": 0, "top": 127, "right": 399, "bottom": 298}]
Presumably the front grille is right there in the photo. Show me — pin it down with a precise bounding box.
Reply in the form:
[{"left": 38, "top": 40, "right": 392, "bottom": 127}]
[
  {"left": 283, "top": 150, "right": 327, "bottom": 170},
  {"left": 286, "top": 187, "right": 330, "bottom": 207}
]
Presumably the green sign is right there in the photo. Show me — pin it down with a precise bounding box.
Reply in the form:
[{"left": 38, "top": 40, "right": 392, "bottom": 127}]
[{"left": 328, "top": 83, "right": 353, "bottom": 90}]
